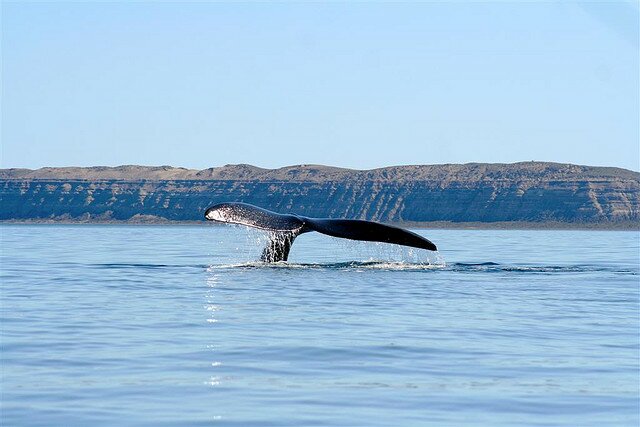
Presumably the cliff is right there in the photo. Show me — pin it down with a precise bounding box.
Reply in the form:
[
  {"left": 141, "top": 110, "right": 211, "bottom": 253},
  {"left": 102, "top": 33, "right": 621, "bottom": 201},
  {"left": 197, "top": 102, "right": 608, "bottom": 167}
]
[{"left": 1, "top": 162, "right": 639, "bottom": 227}]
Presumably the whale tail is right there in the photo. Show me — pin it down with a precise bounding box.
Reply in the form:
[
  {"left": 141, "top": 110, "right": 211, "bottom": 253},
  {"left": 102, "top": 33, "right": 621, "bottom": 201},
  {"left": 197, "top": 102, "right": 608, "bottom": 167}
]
[
  {"left": 303, "top": 218, "right": 437, "bottom": 252},
  {"left": 205, "top": 202, "right": 437, "bottom": 262}
]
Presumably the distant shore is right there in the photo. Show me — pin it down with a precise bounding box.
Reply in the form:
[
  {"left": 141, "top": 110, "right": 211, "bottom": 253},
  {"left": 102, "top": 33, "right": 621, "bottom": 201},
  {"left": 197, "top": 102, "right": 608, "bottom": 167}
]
[
  {"left": 3, "top": 163, "right": 639, "bottom": 229},
  {"left": 2, "top": 218, "right": 637, "bottom": 231}
]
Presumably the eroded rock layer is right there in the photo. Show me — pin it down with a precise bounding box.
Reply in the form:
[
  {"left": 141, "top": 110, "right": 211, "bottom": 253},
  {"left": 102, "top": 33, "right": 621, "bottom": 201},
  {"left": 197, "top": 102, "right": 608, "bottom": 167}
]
[{"left": 1, "top": 162, "right": 638, "bottom": 224}]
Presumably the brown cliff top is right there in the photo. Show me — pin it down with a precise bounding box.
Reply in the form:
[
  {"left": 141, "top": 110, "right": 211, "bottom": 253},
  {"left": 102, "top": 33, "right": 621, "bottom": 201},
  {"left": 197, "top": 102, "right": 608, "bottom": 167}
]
[{"left": 1, "top": 162, "right": 638, "bottom": 182}]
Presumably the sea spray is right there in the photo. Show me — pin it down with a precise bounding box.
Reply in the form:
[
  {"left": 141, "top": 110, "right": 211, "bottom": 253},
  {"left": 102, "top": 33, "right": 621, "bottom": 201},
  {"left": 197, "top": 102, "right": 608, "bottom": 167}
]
[{"left": 208, "top": 223, "right": 444, "bottom": 267}]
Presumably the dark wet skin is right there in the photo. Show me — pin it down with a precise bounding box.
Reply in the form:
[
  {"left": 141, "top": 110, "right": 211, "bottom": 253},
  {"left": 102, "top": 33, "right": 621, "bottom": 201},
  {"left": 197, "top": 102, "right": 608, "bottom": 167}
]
[{"left": 205, "top": 202, "right": 437, "bottom": 262}]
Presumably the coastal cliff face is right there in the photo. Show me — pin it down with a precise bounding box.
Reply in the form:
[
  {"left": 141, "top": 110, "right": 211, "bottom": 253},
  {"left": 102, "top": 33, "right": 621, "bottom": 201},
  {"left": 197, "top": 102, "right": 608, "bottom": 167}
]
[{"left": 1, "top": 162, "right": 639, "bottom": 225}]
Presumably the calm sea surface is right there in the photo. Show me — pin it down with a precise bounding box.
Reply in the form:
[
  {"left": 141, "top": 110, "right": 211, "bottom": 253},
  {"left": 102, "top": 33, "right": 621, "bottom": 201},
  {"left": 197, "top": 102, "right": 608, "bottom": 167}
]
[{"left": 1, "top": 225, "right": 638, "bottom": 426}]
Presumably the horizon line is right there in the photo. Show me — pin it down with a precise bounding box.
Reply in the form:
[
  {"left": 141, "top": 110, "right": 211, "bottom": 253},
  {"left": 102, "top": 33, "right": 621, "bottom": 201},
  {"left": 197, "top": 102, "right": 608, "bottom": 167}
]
[{"left": 2, "top": 160, "right": 639, "bottom": 173}]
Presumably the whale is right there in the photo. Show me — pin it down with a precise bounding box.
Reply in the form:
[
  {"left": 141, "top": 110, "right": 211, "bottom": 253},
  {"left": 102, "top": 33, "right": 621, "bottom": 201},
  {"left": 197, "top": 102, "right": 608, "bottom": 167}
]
[{"left": 204, "top": 202, "right": 437, "bottom": 262}]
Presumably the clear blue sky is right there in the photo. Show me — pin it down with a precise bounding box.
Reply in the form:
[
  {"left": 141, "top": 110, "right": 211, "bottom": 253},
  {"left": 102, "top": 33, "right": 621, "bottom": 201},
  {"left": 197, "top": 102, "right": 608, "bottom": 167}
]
[{"left": 2, "top": 1, "right": 638, "bottom": 171}]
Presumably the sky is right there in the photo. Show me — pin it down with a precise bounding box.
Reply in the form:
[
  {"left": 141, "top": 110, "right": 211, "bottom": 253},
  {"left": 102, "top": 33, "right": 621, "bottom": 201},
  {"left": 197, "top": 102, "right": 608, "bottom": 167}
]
[{"left": 2, "top": 1, "right": 638, "bottom": 171}]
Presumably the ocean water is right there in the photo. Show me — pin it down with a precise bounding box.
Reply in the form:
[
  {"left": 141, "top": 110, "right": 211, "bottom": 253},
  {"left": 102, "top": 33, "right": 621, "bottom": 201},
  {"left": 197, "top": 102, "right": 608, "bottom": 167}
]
[{"left": 1, "top": 224, "right": 638, "bottom": 426}]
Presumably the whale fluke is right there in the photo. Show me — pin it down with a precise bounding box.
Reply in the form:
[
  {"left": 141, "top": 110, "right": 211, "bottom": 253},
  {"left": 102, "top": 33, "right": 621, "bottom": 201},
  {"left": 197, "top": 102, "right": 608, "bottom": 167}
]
[
  {"left": 302, "top": 218, "right": 437, "bottom": 251},
  {"left": 204, "top": 202, "right": 437, "bottom": 262}
]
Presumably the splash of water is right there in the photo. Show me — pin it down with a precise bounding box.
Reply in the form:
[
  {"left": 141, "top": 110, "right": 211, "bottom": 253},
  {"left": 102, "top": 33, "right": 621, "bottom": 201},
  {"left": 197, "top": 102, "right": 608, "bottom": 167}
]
[{"left": 208, "top": 224, "right": 445, "bottom": 268}]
